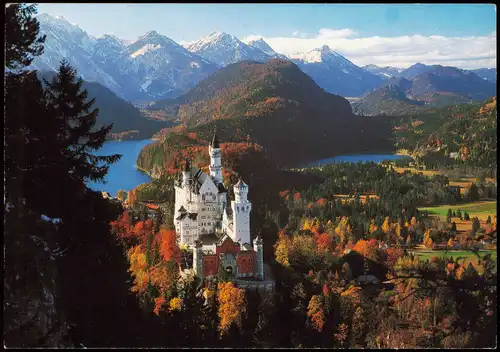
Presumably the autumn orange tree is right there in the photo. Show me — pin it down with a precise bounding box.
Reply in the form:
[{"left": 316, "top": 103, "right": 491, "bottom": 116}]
[{"left": 217, "top": 282, "right": 247, "bottom": 337}]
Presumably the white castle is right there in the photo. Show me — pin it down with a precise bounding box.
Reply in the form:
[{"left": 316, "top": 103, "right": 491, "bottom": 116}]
[{"left": 174, "top": 131, "right": 252, "bottom": 248}]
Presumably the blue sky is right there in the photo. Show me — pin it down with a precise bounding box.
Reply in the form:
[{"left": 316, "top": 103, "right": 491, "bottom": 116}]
[
  {"left": 36, "top": 3, "right": 496, "bottom": 41},
  {"left": 35, "top": 3, "right": 496, "bottom": 69}
]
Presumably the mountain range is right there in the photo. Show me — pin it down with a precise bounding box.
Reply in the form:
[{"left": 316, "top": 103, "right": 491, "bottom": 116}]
[
  {"left": 364, "top": 63, "right": 496, "bottom": 83},
  {"left": 31, "top": 13, "right": 496, "bottom": 105},
  {"left": 353, "top": 63, "right": 496, "bottom": 116},
  {"left": 145, "top": 59, "right": 395, "bottom": 166}
]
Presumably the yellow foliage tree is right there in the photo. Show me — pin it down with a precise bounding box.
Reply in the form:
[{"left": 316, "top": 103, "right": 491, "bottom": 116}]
[
  {"left": 307, "top": 295, "right": 324, "bottom": 332},
  {"left": 393, "top": 222, "right": 402, "bottom": 238},
  {"left": 381, "top": 217, "right": 391, "bottom": 235},
  {"left": 447, "top": 237, "right": 454, "bottom": 248},
  {"left": 423, "top": 229, "right": 433, "bottom": 249},
  {"left": 369, "top": 219, "right": 378, "bottom": 234},
  {"left": 335, "top": 217, "right": 352, "bottom": 246},
  {"left": 274, "top": 236, "right": 290, "bottom": 267},
  {"left": 169, "top": 297, "right": 183, "bottom": 312},
  {"left": 217, "top": 282, "right": 247, "bottom": 336},
  {"left": 410, "top": 217, "right": 417, "bottom": 227},
  {"left": 127, "top": 245, "right": 148, "bottom": 293}
]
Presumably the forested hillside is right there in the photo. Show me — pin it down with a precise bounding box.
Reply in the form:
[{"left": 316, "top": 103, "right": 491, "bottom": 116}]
[
  {"left": 144, "top": 59, "right": 395, "bottom": 168},
  {"left": 393, "top": 97, "right": 497, "bottom": 171}
]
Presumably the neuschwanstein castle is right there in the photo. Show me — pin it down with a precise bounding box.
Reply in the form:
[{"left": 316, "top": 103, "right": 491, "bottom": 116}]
[{"left": 174, "top": 132, "right": 264, "bottom": 281}]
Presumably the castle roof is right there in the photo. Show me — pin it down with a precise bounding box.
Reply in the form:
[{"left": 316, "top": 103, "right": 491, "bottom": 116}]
[
  {"left": 211, "top": 130, "right": 220, "bottom": 148},
  {"left": 176, "top": 212, "right": 198, "bottom": 221},
  {"left": 178, "top": 205, "right": 187, "bottom": 213},
  {"left": 235, "top": 178, "right": 247, "bottom": 189},
  {"left": 183, "top": 158, "right": 191, "bottom": 172},
  {"left": 210, "top": 175, "right": 227, "bottom": 193}
]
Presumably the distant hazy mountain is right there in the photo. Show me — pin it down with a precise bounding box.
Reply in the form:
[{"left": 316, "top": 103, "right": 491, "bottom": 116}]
[
  {"left": 246, "top": 38, "right": 288, "bottom": 59},
  {"left": 354, "top": 65, "right": 496, "bottom": 115},
  {"left": 471, "top": 68, "right": 496, "bottom": 83},
  {"left": 186, "top": 31, "right": 271, "bottom": 67},
  {"left": 363, "top": 64, "right": 404, "bottom": 78},
  {"left": 290, "top": 45, "right": 383, "bottom": 97}
]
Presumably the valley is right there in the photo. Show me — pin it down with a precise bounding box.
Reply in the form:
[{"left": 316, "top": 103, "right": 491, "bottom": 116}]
[{"left": 5, "top": 4, "right": 497, "bottom": 350}]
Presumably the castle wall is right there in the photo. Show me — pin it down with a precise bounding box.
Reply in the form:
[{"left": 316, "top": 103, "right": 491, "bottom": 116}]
[
  {"left": 202, "top": 255, "right": 219, "bottom": 277},
  {"left": 236, "top": 251, "right": 256, "bottom": 277}
]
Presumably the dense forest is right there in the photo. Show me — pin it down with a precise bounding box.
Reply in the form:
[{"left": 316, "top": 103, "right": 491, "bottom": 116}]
[
  {"left": 393, "top": 97, "right": 497, "bottom": 173},
  {"left": 117, "top": 157, "right": 496, "bottom": 348}
]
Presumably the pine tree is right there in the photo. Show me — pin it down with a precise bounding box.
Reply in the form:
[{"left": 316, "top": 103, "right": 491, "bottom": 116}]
[
  {"left": 5, "top": 4, "right": 46, "bottom": 70},
  {"left": 446, "top": 209, "right": 452, "bottom": 224},
  {"left": 451, "top": 221, "right": 457, "bottom": 235}
]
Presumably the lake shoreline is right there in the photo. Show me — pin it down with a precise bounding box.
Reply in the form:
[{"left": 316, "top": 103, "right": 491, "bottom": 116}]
[
  {"left": 300, "top": 153, "right": 411, "bottom": 168},
  {"left": 88, "top": 139, "right": 154, "bottom": 195}
]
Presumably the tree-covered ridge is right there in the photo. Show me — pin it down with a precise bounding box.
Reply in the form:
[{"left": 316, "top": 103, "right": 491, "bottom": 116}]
[
  {"left": 393, "top": 97, "right": 497, "bottom": 170},
  {"left": 352, "top": 85, "right": 474, "bottom": 117},
  {"left": 149, "top": 59, "right": 352, "bottom": 127}
]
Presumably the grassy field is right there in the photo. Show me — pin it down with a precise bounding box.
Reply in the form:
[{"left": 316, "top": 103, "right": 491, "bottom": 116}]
[
  {"left": 419, "top": 201, "right": 497, "bottom": 221},
  {"left": 393, "top": 167, "right": 441, "bottom": 177},
  {"left": 413, "top": 250, "right": 497, "bottom": 261}
]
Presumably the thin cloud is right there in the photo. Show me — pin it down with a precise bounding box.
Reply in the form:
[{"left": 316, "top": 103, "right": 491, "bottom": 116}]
[{"left": 243, "top": 29, "right": 496, "bottom": 69}]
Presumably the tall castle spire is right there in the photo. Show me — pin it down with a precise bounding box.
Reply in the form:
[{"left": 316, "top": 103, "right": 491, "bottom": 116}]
[
  {"left": 211, "top": 126, "right": 220, "bottom": 148},
  {"left": 209, "top": 127, "right": 222, "bottom": 184}
]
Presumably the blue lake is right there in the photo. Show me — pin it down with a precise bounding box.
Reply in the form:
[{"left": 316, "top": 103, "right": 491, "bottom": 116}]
[
  {"left": 87, "top": 140, "right": 154, "bottom": 196},
  {"left": 303, "top": 154, "right": 409, "bottom": 167}
]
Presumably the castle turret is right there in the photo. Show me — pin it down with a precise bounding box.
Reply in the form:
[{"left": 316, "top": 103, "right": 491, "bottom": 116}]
[
  {"left": 209, "top": 129, "right": 223, "bottom": 184},
  {"left": 193, "top": 240, "right": 203, "bottom": 280},
  {"left": 253, "top": 235, "right": 264, "bottom": 280},
  {"left": 231, "top": 179, "right": 251, "bottom": 245}
]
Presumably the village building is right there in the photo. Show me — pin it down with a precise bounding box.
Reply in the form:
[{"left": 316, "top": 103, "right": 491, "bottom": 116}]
[{"left": 174, "top": 131, "right": 265, "bottom": 281}]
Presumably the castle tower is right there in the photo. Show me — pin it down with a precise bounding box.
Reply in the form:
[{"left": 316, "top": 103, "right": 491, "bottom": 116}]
[
  {"left": 253, "top": 235, "right": 264, "bottom": 280},
  {"left": 209, "top": 130, "right": 223, "bottom": 184},
  {"left": 193, "top": 240, "right": 203, "bottom": 280},
  {"left": 231, "top": 179, "right": 251, "bottom": 245}
]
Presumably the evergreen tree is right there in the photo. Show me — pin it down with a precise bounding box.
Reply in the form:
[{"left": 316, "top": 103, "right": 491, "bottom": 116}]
[
  {"left": 464, "top": 212, "right": 470, "bottom": 221},
  {"left": 467, "top": 183, "right": 480, "bottom": 202},
  {"left": 451, "top": 221, "right": 457, "bottom": 235},
  {"left": 471, "top": 217, "right": 481, "bottom": 234},
  {"left": 457, "top": 209, "right": 462, "bottom": 219},
  {"left": 446, "top": 209, "right": 452, "bottom": 224},
  {"left": 5, "top": 4, "right": 46, "bottom": 70},
  {"left": 486, "top": 215, "right": 492, "bottom": 224}
]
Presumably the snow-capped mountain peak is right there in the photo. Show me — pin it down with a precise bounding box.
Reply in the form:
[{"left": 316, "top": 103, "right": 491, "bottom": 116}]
[
  {"left": 294, "top": 45, "right": 343, "bottom": 64},
  {"left": 247, "top": 38, "right": 278, "bottom": 56},
  {"left": 187, "top": 31, "right": 238, "bottom": 53},
  {"left": 186, "top": 31, "right": 270, "bottom": 67}
]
